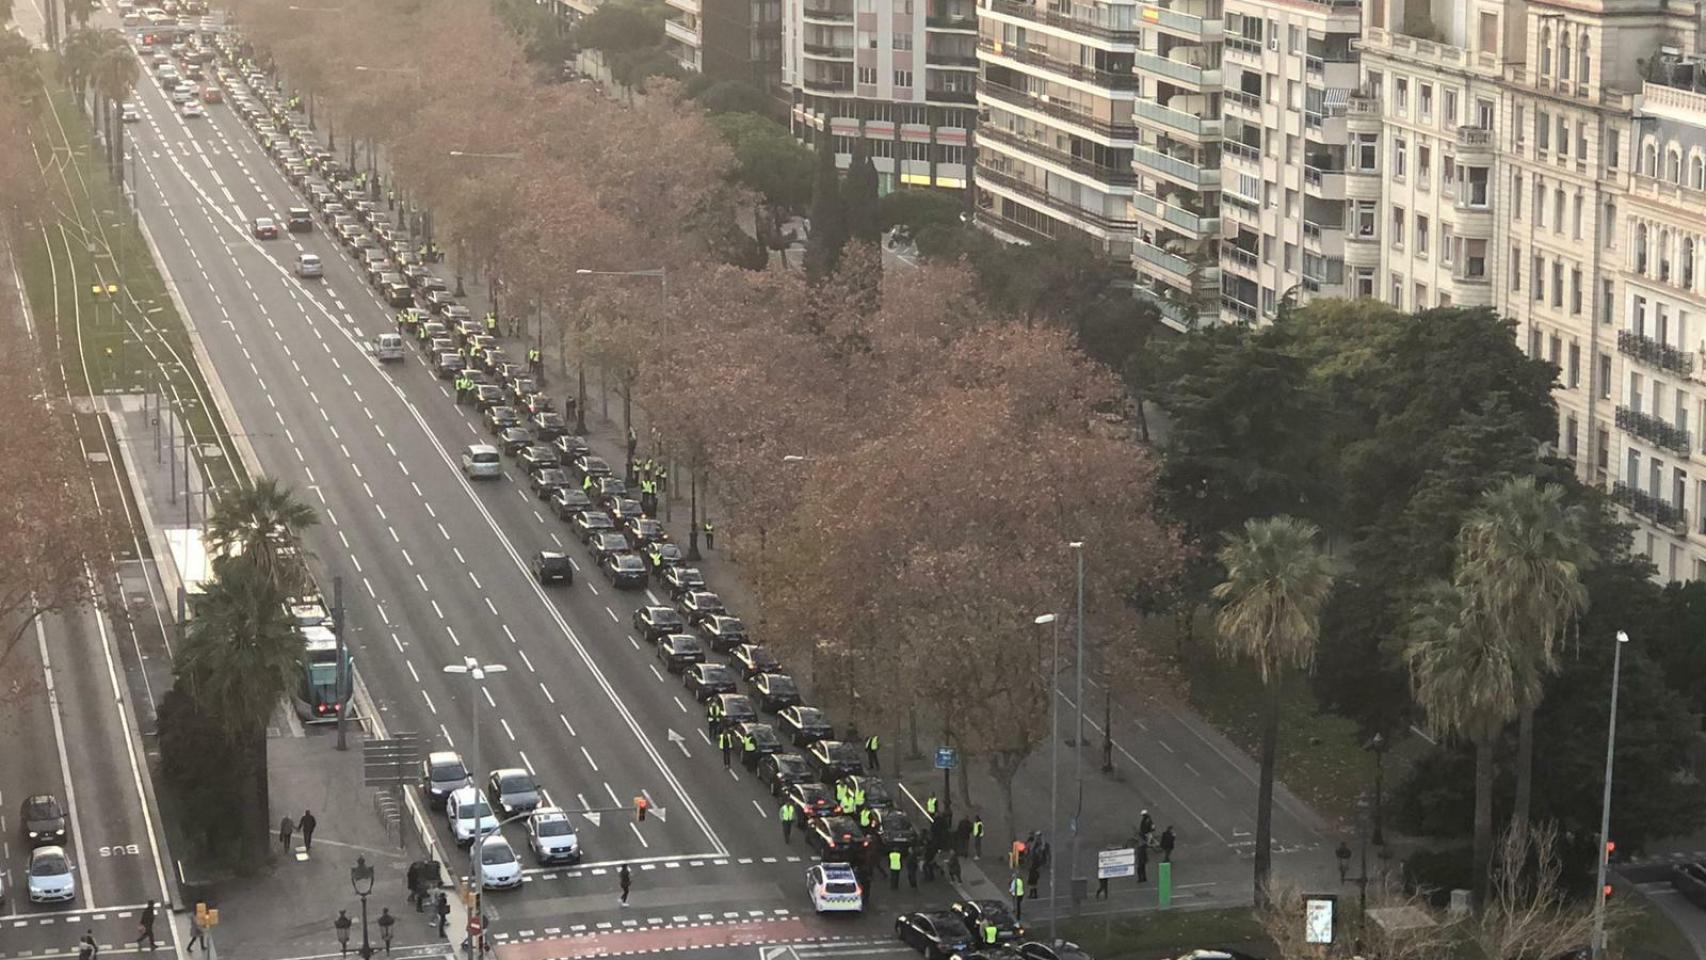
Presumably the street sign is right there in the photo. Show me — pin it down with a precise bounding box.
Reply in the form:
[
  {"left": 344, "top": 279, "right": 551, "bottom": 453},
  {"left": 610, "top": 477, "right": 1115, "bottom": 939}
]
[
  {"left": 362, "top": 733, "right": 422, "bottom": 786},
  {"left": 1304, "top": 894, "right": 1338, "bottom": 944},
  {"left": 1097, "top": 847, "right": 1136, "bottom": 879},
  {"left": 934, "top": 747, "right": 959, "bottom": 770}
]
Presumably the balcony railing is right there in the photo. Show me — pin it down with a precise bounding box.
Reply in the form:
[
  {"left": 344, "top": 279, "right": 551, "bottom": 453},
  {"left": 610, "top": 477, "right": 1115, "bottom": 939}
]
[
  {"left": 1143, "top": 2, "right": 1222, "bottom": 38},
  {"left": 926, "top": 13, "right": 977, "bottom": 29},
  {"left": 803, "top": 42, "right": 855, "bottom": 57},
  {"left": 1223, "top": 35, "right": 1259, "bottom": 59},
  {"left": 977, "top": 166, "right": 1144, "bottom": 231},
  {"left": 1223, "top": 88, "right": 1260, "bottom": 112},
  {"left": 926, "top": 50, "right": 980, "bottom": 66},
  {"left": 1132, "top": 192, "right": 1218, "bottom": 234},
  {"left": 1616, "top": 405, "right": 1693, "bottom": 455},
  {"left": 1611, "top": 481, "right": 1689, "bottom": 532},
  {"left": 1132, "top": 146, "right": 1216, "bottom": 186},
  {"left": 978, "top": 39, "right": 1138, "bottom": 88},
  {"left": 1131, "top": 97, "right": 1221, "bottom": 137},
  {"left": 979, "top": 82, "right": 1141, "bottom": 139},
  {"left": 1222, "top": 139, "right": 1258, "bottom": 162},
  {"left": 1133, "top": 48, "right": 1214, "bottom": 86},
  {"left": 1618, "top": 329, "right": 1696, "bottom": 377},
  {"left": 976, "top": 126, "right": 1139, "bottom": 185},
  {"left": 1221, "top": 295, "right": 1258, "bottom": 322},
  {"left": 801, "top": 75, "right": 854, "bottom": 93},
  {"left": 1221, "top": 245, "right": 1257, "bottom": 269},
  {"left": 925, "top": 87, "right": 977, "bottom": 103},
  {"left": 987, "top": 0, "right": 1141, "bottom": 43},
  {"left": 801, "top": 3, "right": 854, "bottom": 19}
]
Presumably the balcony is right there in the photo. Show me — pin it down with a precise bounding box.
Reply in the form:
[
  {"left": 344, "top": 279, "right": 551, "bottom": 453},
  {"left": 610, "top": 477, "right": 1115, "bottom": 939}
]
[
  {"left": 1132, "top": 96, "right": 1221, "bottom": 138},
  {"left": 664, "top": 17, "right": 699, "bottom": 48},
  {"left": 1618, "top": 329, "right": 1697, "bottom": 377},
  {"left": 1223, "top": 88, "right": 1261, "bottom": 118},
  {"left": 1132, "top": 192, "right": 1218, "bottom": 235},
  {"left": 978, "top": 39, "right": 1138, "bottom": 89},
  {"left": 1617, "top": 406, "right": 1693, "bottom": 455},
  {"left": 1221, "top": 294, "right": 1258, "bottom": 322},
  {"left": 801, "top": 2, "right": 854, "bottom": 21},
  {"left": 1132, "top": 236, "right": 1215, "bottom": 283},
  {"left": 1140, "top": 1, "right": 1223, "bottom": 40},
  {"left": 986, "top": 0, "right": 1141, "bottom": 43},
  {"left": 977, "top": 126, "right": 1138, "bottom": 186},
  {"left": 1345, "top": 93, "right": 1381, "bottom": 133},
  {"left": 1344, "top": 166, "right": 1380, "bottom": 201},
  {"left": 926, "top": 87, "right": 977, "bottom": 103},
  {"left": 1221, "top": 244, "right": 1257, "bottom": 271},
  {"left": 926, "top": 13, "right": 978, "bottom": 31},
  {"left": 926, "top": 49, "right": 980, "bottom": 68},
  {"left": 801, "top": 74, "right": 854, "bottom": 93},
  {"left": 978, "top": 82, "right": 1141, "bottom": 140},
  {"left": 1302, "top": 163, "right": 1345, "bottom": 198},
  {"left": 1611, "top": 481, "right": 1689, "bottom": 533},
  {"left": 1133, "top": 48, "right": 1218, "bottom": 88},
  {"left": 1455, "top": 125, "right": 1494, "bottom": 159},
  {"left": 803, "top": 41, "right": 854, "bottom": 59},
  {"left": 1222, "top": 139, "right": 1258, "bottom": 165},
  {"left": 977, "top": 166, "right": 1143, "bottom": 234},
  {"left": 1223, "top": 35, "right": 1259, "bottom": 65},
  {"left": 1132, "top": 146, "right": 1217, "bottom": 188}
]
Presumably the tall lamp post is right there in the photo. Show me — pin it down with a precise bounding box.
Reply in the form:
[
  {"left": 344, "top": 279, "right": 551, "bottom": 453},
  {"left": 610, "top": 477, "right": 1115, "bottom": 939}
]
[
  {"left": 350, "top": 856, "right": 377, "bottom": 960},
  {"left": 443, "top": 657, "right": 508, "bottom": 958},
  {"left": 1591, "top": 630, "right": 1631, "bottom": 960},
  {"left": 1034, "top": 612, "right": 1059, "bottom": 945},
  {"left": 1067, "top": 540, "right": 1085, "bottom": 908}
]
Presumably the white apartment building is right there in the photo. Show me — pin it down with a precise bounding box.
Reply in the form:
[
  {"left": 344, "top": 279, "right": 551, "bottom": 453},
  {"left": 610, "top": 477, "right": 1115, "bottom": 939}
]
[{"left": 784, "top": 0, "right": 977, "bottom": 189}]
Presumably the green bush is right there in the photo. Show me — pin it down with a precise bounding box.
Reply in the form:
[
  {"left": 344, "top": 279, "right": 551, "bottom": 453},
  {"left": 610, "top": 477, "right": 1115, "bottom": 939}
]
[{"left": 1400, "top": 844, "right": 1474, "bottom": 906}]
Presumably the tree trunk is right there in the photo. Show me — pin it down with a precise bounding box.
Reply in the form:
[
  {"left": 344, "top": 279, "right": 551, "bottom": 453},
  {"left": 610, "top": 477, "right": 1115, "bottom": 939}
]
[
  {"left": 1253, "top": 675, "right": 1280, "bottom": 906},
  {"left": 1511, "top": 703, "right": 1534, "bottom": 852},
  {"left": 248, "top": 722, "right": 271, "bottom": 871},
  {"left": 907, "top": 702, "right": 922, "bottom": 761},
  {"left": 1472, "top": 730, "right": 1495, "bottom": 910},
  {"left": 991, "top": 756, "right": 1019, "bottom": 846}
]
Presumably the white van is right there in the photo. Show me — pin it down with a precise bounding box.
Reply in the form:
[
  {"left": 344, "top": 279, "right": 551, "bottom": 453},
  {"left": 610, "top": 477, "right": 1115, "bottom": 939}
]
[
  {"left": 370, "top": 333, "right": 404, "bottom": 363},
  {"left": 294, "top": 253, "right": 322, "bottom": 279}
]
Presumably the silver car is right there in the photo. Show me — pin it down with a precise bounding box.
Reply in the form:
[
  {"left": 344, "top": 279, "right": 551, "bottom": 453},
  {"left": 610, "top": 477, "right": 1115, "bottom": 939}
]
[
  {"left": 526, "top": 807, "right": 581, "bottom": 864},
  {"left": 461, "top": 444, "right": 502, "bottom": 480},
  {"left": 27, "top": 846, "right": 74, "bottom": 903}
]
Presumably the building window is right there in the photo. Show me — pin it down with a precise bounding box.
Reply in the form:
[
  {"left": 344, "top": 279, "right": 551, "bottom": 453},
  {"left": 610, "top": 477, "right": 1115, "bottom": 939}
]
[
  {"left": 1355, "top": 201, "right": 1376, "bottom": 237},
  {"left": 1580, "top": 36, "right": 1592, "bottom": 85},
  {"left": 1572, "top": 192, "right": 1584, "bottom": 240},
  {"left": 893, "top": 31, "right": 912, "bottom": 49},
  {"left": 1512, "top": 172, "right": 1523, "bottom": 218},
  {"left": 1532, "top": 254, "right": 1545, "bottom": 300},
  {"left": 1418, "top": 144, "right": 1431, "bottom": 184},
  {"left": 1558, "top": 117, "right": 1569, "bottom": 157},
  {"left": 857, "top": 65, "right": 877, "bottom": 83},
  {"left": 1419, "top": 82, "right": 1433, "bottom": 120},
  {"left": 1669, "top": 147, "right": 1684, "bottom": 184},
  {"left": 893, "top": 69, "right": 912, "bottom": 87},
  {"left": 1599, "top": 352, "right": 1612, "bottom": 399},
  {"left": 1602, "top": 279, "right": 1615, "bottom": 324},
  {"left": 1390, "top": 273, "right": 1404, "bottom": 307},
  {"left": 1552, "top": 261, "right": 1564, "bottom": 308},
  {"left": 1355, "top": 268, "right": 1375, "bottom": 298},
  {"left": 1443, "top": 225, "right": 1454, "bottom": 264},
  {"left": 1636, "top": 223, "right": 1649, "bottom": 273},
  {"left": 1604, "top": 201, "right": 1617, "bottom": 249},
  {"left": 1353, "top": 134, "right": 1378, "bottom": 171},
  {"left": 1568, "top": 343, "right": 1581, "bottom": 387},
  {"left": 1537, "top": 111, "right": 1550, "bottom": 152},
  {"left": 1391, "top": 206, "right": 1406, "bottom": 248},
  {"left": 1393, "top": 137, "right": 1407, "bottom": 179},
  {"left": 1395, "top": 77, "right": 1408, "bottom": 113},
  {"left": 1477, "top": 98, "right": 1495, "bottom": 129},
  {"left": 1565, "top": 413, "right": 1579, "bottom": 457},
  {"left": 1443, "top": 88, "right": 1458, "bottom": 127},
  {"left": 1540, "top": 25, "right": 1552, "bottom": 75},
  {"left": 1560, "top": 33, "right": 1573, "bottom": 80},
  {"left": 1415, "top": 282, "right": 1429, "bottom": 308},
  {"left": 1511, "top": 245, "right": 1523, "bottom": 291},
  {"left": 1607, "top": 128, "right": 1619, "bottom": 169},
  {"left": 1553, "top": 188, "right": 1565, "bottom": 233},
  {"left": 1570, "top": 268, "right": 1582, "bottom": 314},
  {"left": 1515, "top": 104, "right": 1526, "bottom": 146}
]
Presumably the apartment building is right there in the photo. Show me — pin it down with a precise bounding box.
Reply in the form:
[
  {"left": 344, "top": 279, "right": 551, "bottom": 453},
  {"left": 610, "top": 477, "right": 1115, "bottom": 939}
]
[
  {"left": 1218, "top": 0, "right": 1359, "bottom": 321},
  {"left": 665, "top": 0, "right": 785, "bottom": 88},
  {"left": 783, "top": 0, "right": 978, "bottom": 189}
]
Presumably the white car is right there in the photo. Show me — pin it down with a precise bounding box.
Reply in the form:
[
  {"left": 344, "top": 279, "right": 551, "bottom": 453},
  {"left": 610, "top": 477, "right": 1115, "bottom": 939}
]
[
  {"left": 120, "top": 102, "right": 141, "bottom": 123},
  {"left": 446, "top": 786, "right": 499, "bottom": 847},
  {"left": 806, "top": 863, "right": 861, "bottom": 913},
  {"left": 27, "top": 846, "right": 75, "bottom": 903},
  {"left": 477, "top": 835, "right": 523, "bottom": 890},
  {"left": 180, "top": 101, "right": 204, "bottom": 118},
  {"left": 461, "top": 444, "right": 502, "bottom": 480},
  {"left": 526, "top": 807, "right": 581, "bottom": 864},
  {"left": 170, "top": 83, "right": 195, "bottom": 104}
]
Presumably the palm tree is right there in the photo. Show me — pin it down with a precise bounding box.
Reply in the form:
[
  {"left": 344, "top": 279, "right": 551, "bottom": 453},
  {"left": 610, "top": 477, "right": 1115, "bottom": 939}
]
[
  {"left": 62, "top": 0, "right": 93, "bottom": 28},
  {"left": 205, "top": 476, "right": 319, "bottom": 592},
  {"left": 177, "top": 560, "right": 300, "bottom": 866},
  {"left": 58, "top": 26, "right": 97, "bottom": 102},
  {"left": 1211, "top": 515, "right": 1336, "bottom": 905},
  {"left": 88, "top": 31, "right": 136, "bottom": 179},
  {"left": 0, "top": 0, "right": 16, "bottom": 26},
  {"left": 1404, "top": 580, "right": 1534, "bottom": 908},
  {"left": 1454, "top": 477, "right": 1593, "bottom": 848}
]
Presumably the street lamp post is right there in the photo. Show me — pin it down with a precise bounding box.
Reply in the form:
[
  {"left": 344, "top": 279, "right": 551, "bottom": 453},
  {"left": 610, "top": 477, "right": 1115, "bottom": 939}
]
[
  {"left": 1367, "top": 732, "right": 1388, "bottom": 846},
  {"left": 1591, "top": 630, "right": 1631, "bottom": 960},
  {"left": 443, "top": 657, "right": 508, "bottom": 959},
  {"left": 1034, "top": 612, "right": 1059, "bottom": 945},
  {"left": 350, "top": 856, "right": 377, "bottom": 960},
  {"left": 1068, "top": 541, "right": 1085, "bottom": 909}
]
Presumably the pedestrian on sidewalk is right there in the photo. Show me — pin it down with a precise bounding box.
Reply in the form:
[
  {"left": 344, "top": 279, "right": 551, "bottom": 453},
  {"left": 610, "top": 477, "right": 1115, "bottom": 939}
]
[
  {"left": 77, "top": 930, "right": 98, "bottom": 960},
  {"left": 378, "top": 908, "right": 395, "bottom": 953},
  {"left": 946, "top": 849, "right": 962, "bottom": 883},
  {"left": 135, "top": 899, "right": 158, "bottom": 949},
  {"left": 1095, "top": 876, "right": 1109, "bottom": 900},
  {"left": 1138, "top": 810, "right": 1155, "bottom": 847},
  {"left": 702, "top": 520, "right": 714, "bottom": 550},
  {"left": 1136, "top": 844, "right": 1149, "bottom": 883},
  {"left": 279, "top": 814, "right": 295, "bottom": 851},
  {"left": 780, "top": 801, "right": 795, "bottom": 844},
  {"left": 906, "top": 850, "right": 918, "bottom": 889},
  {"left": 971, "top": 815, "right": 984, "bottom": 859},
  {"left": 627, "top": 428, "right": 638, "bottom": 462},
  {"left": 1026, "top": 858, "right": 1040, "bottom": 898},
  {"left": 1336, "top": 840, "right": 1352, "bottom": 882},
  {"left": 619, "top": 863, "right": 632, "bottom": 906},
  {"left": 187, "top": 911, "right": 207, "bottom": 952},
  {"left": 434, "top": 893, "right": 450, "bottom": 938},
  {"left": 888, "top": 849, "right": 902, "bottom": 890},
  {"left": 954, "top": 816, "right": 971, "bottom": 856},
  {"left": 1008, "top": 875, "right": 1025, "bottom": 920},
  {"left": 300, "top": 810, "right": 318, "bottom": 852},
  {"left": 1160, "top": 827, "right": 1176, "bottom": 864},
  {"left": 407, "top": 862, "right": 424, "bottom": 911}
]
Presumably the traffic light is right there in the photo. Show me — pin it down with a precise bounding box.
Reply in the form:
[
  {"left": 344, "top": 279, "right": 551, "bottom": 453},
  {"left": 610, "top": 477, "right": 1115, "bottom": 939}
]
[
  {"left": 1602, "top": 883, "right": 1614, "bottom": 900},
  {"left": 1605, "top": 840, "right": 1617, "bottom": 858}
]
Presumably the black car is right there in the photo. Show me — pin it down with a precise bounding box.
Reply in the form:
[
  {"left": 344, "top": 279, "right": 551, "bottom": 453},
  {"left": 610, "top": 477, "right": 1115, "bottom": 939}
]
[
  {"left": 532, "top": 411, "right": 568, "bottom": 441},
  {"left": 587, "top": 532, "right": 631, "bottom": 565},
  {"left": 420, "top": 752, "right": 471, "bottom": 811},
  {"left": 732, "top": 643, "right": 781, "bottom": 679},
  {"left": 841, "top": 776, "right": 893, "bottom": 811},
  {"left": 776, "top": 705, "right": 835, "bottom": 746},
  {"left": 1675, "top": 861, "right": 1706, "bottom": 910},
  {"left": 948, "top": 901, "right": 1026, "bottom": 945},
  {"left": 656, "top": 633, "right": 707, "bottom": 673},
  {"left": 807, "top": 814, "right": 873, "bottom": 863},
  {"left": 593, "top": 478, "right": 630, "bottom": 511},
  {"left": 1012, "top": 943, "right": 1095, "bottom": 960},
  {"left": 555, "top": 435, "right": 590, "bottom": 461},
  {"left": 663, "top": 566, "right": 707, "bottom": 598},
  {"left": 571, "top": 454, "right": 611, "bottom": 481},
  {"left": 529, "top": 467, "right": 573, "bottom": 499},
  {"left": 895, "top": 911, "right": 975, "bottom": 960},
  {"left": 434, "top": 352, "right": 465, "bottom": 379},
  {"left": 550, "top": 487, "right": 594, "bottom": 521},
  {"left": 867, "top": 808, "right": 921, "bottom": 849},
  {"left": 499, "top": 427, "right": 535, "bottom": 458},
  {"left": 20, "top": 794, "right": 67, "bottom": 846},
  {"left": 607, "top": 497, "right": 647, "bottom": 529},
  {"left": 622, "top": 517, "right": 668, "bottom": 550},
  {"left": 734, "top": 721, "right": 786, "bottom": 769},
  {"left": 571, "top": 510, "right": 615, "bottom": 543},
  {"left": 518, "top": 444, "right": 560, "bottom": 474},
  {"left": 685, "top": 662, "right": 739, "bottom": 700},
  {"left": 699, "top": 614, "right": 749, "bottom": 653},
  {"left": 806, "top": 740, "right": 865, "bottom": 783},
  {"left": 782, "top": 782, "right": 838, "bottom": 820},
  {"left": 602, "top": 552, "right": 648, "bottom": 589},
  {"left": 750, "top": 673, "right": 802, "bottom": 712},
  {"left": 286, "top": 207, "right": 313, "bottom": 232},
  {"left": 642, "top": 542, "right": 685, "bottom": 574},
  {"left": 473, "top": 384, "right": 507, "bottom": 411},
  {"left": 484, "top": 405, "right": 520, "bottom": 434},
  {"left": 677, "top": 591, "right": 726, "bottom": 626},
  {"left": 532, "top": 550, "right": 573, "bottom": 586},
  {"left": 756, "top": 752, "right": 814, "bottom": 796},
  {"left": 632, "top": 605, "right": 686, "bottom": 643},
  {"left": 711, "top": 693, "right": 759, "bottom": 731}
]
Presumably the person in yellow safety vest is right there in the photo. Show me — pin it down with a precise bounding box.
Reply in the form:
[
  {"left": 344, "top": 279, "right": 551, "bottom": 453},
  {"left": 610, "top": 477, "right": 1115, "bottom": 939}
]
[
  {"left": 887, "top": 850, "right": 902, "bottom": 890},
  {"left": 717, "top": 731, "right": 732, "bottom": 767},
  {"left": 742, "top": 733, "right": 757, "bottom": 768},
  {"left": 1009, "top": 875, "right": 1026, "bottom": 920},
  {"left": 779, "top": 801, "right": 796, "bottom": 844},
  {"left": 981, "top": 922, "right": 998, "bottom": 947},
  {"left": 854, "top": 786, "right": 866, "bottom": 810},
  {"left": 865, "top": 734, "right": 881, "bottom": 771},
  {"left": 926, "top": 795, "right": 939, "bottom": 817},
  {"left": 859, "top": 807, "right": 872, "bottom": 828},
  {"left": 485, "top": 312, "right": 498, "bottom": 334},
  {"left": 706, "top": 698, "right": 723, "bottom": 736},
  {"left": 836, "top": 781, "right": 849, "bottom": 812},
  {"left": 583, "top": 474, "right": 595, "bottom": 493}
]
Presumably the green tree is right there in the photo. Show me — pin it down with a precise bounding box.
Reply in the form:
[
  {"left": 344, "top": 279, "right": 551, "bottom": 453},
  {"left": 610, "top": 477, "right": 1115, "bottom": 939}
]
[
  {"left": 841, "top": 137, "right": 880, "bottom": 244},
  {"left": 1212, "top": 516, "right": 1336, "bottom": 905},
  {"left": 803, "top": 131, "right": 846, "bottom": 283},
  {"left": 63, "top": 0, "right": 92, "bottom": 27},
  {"left": 204, "top": 476, "right": 319, "bottom": 592},
  {"left": 707, "top": 111, "right": 813, "bottom": 212},
  {"left": 574, "top": 2, "right": 663, "bottom": 53},
  {"left": 175, "top": 561, "right": 301, "bottom": 867},
  {"left": 692, "top": 79, "right": 776, "bottom": 115},
  {"left": 1405, "top": 579, "right": 1529, "bottom": 907},
  {"left": 1454, "top": 476, "right": 1593, "bottom": 849},
  {"left": 89, "top": 31, "right": 136, "bottom": 180},
  {"left": 878, "top": 187, "right": 963, "bottom": 233}
]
